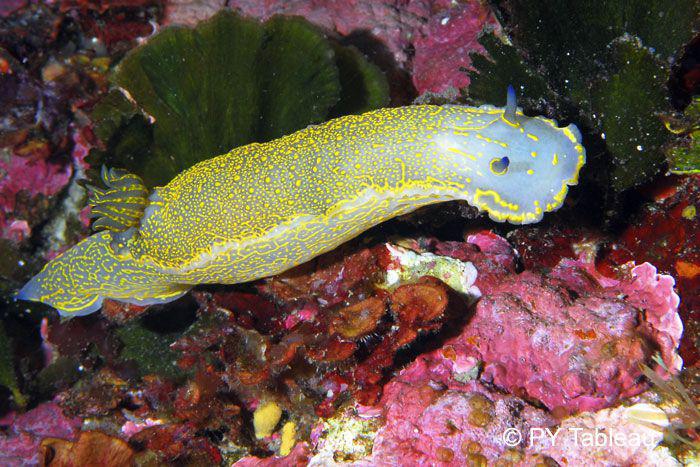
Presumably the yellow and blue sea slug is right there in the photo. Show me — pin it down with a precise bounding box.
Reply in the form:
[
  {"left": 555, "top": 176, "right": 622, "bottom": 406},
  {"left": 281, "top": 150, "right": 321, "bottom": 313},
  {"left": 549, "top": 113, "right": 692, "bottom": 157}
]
[{"left": 18, "top": 88, "right": 585, "bottom": 317}]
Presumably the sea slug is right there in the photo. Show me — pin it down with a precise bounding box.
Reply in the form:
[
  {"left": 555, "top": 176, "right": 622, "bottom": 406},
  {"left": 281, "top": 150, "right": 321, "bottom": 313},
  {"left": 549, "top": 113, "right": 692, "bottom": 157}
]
[{"left": 18, "top": 89, "right": 585, "bottom": 316}]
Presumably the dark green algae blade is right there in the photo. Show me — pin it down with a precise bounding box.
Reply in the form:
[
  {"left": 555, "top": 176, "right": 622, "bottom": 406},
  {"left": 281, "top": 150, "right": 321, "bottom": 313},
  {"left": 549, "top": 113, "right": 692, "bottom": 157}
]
[
  {"left": 93, "top": 10, "right": 390, "bottom": 187},
  {"left": 254, "top": 15, "right": 341, "bottom": 141},
  {"left": 467, "top": 0, "right": 697, "bottom": 193},
  {"left": 328, "top": 43, "right": 390, "bottom": 118},
  {"left": 102, "top": 11, "right": 342, "bottom": 187}
]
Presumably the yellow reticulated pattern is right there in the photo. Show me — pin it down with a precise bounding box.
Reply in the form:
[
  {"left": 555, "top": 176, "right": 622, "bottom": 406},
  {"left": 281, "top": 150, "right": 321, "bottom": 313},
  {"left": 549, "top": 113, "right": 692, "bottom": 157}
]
[{"left": 18, "top": 104, "right": 585, "bottom": 316}]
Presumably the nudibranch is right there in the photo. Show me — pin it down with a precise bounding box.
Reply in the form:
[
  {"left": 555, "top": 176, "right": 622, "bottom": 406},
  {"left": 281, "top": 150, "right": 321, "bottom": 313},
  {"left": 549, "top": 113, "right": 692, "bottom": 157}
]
[{"left": 18, "top": 88, "right": 585, "bottom": 317}]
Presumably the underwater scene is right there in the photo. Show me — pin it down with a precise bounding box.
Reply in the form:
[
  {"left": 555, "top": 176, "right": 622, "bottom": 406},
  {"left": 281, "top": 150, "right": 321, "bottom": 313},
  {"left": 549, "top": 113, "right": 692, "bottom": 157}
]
[{"left": 0, "top": 0, "right": 699, "bottom": 465}]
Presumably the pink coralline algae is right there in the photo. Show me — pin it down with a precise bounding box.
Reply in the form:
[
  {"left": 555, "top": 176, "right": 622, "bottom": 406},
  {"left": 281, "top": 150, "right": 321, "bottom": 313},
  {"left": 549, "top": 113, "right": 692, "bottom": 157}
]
[
  {"left": 360, "top": 238, "right": 683, "bottom": 464},
  {"left": 412, "top": 3, "right": 497, "bottom": 94},
  {"left": 229, "top": 232, "right": 684, "bottom": 465},
  {"left": 369, "top": 360, "right": 557, "bottom": 465},
  {"left": 599, "top": 175, "right": 700, "bottom": 365},
  {"left": 0, "top": 402, "right": 82, "bottom": 467},
  {"left": 234, "top": 442, "right": 310, "bottom": 466},
  {"left": 0, "top": 154, "right": 72, "bottom": 241},
  {"left": 431, "top": 236, "right": 682, "bottom": 415},
  {"left": 530, "top": 403, "right": 674, "bottom": 466},
  {"left": 165, "top": 0, "right": 498, "bottom": 94}
]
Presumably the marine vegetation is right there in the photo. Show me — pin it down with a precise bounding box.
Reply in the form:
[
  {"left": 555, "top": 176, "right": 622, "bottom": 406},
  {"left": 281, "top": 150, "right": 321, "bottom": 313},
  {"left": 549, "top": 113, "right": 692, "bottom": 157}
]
[
  {"left": 466, "top": 0, "right": 698, "bottom": 195},
  {"left": 665, "top": 96, "right": 700, "bottom": 175},
  {"left": 89, "top": 10, "right": 390, "bottom": 187}
]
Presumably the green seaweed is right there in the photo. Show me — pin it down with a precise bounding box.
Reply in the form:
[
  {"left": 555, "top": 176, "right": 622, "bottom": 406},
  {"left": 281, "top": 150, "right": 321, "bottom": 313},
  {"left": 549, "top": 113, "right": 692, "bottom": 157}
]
[
  {"left": 116, "top": 321, "right": 185, "bottom": 380},
  {"left": 0, "top": 321, "right": 26, "bottom": 407},
  {"left": 588, "top": 37, "right": 669, "bottom": 190},
  {"left": 502, "top": 1, "right": 696, "bottom": 92},
  {"left": 468, "top": 0, "right": 698, "bottom": 193},
  {"left": 329, "top": 44, "right": 390, "bottom": 118},
  {"left": 466, "top": 33, "right": 556, "bottom": 114},
  {"left": 115, "top": 298, "right": 199, "bottom": 380},
  {"left": 90, "top": 11, "right": 389, "bottom": 187},
  {"left": 90, "top": 89, "right": 141, "bottom": 143},
  {"left": 35, "top": 356, "right": 82, "bottom": 397},
  {"left": 666, "top": 97, "right": 700, "bottom": 175}
]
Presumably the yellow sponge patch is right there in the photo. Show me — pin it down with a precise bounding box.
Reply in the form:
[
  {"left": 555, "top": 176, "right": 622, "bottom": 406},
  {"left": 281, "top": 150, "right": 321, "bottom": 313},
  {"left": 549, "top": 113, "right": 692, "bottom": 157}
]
[
  {"left": 253, "top": 401, "right": 282, "bottom": 439},
  {"left": 279, "top": 421, "right": 297, "bottom": 456}
]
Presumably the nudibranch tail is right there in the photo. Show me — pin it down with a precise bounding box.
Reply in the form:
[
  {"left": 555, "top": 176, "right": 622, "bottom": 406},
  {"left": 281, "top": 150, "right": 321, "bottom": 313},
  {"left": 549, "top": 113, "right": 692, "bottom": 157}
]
[
  {"left": 87, "top": 166, "right": 149, "bottom": 232},
  {"left": 16, "top": 232, "right": 190, "bottom": 317}
]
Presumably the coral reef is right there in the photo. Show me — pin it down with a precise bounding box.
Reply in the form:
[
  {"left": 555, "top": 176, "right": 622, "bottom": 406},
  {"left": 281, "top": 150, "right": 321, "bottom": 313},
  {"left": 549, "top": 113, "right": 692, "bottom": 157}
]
[
  {"left": 7, "top": 232, "right": 682, "bottom": 464},
  {"left": 368, "top": 375, "right": 558, "bottom": 465},
  {"left": 598, "top": 175, "right": 700, "bottom": 365},
  {"left": 0, "top": 0, "right": 156, "bottom": 245},
  {"left": 510, "top": 175, "right": 700, "bottom": 366},
  {"left": 433, "top": 257, "right": 682, "bottom": 414}
]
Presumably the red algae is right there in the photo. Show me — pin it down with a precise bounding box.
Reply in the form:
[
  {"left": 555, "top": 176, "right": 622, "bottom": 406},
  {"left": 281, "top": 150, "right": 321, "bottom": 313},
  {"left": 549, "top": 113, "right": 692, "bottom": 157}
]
[
  {"left": 262, "top": 246, "right": 380, "bottom": 307},
  {"left": 40, "top": 431, "right": 135, "bottom": 467},
  {"left": 369, "top": 361, "right": 556, "bottom": 465},
  {"left": 511, "top": 176, "right": 699, "bottom": 365},
  {"left": 234, "top": 442, "right": 310, "bottom": 466},
  {"left": 426, "top": 237, "right": 683, "bottom": 414},
  {"left": 57, "top": 0, "right": 159, "bottom": 53},
  {"left": 130, "top": 423, "right": 223, "bottom": 464},
  {"left": 354, "top": 245, "right": 683, "bottom": 464},
  {"left": 412, "top": 2, "right": 499, "bottom": 93},
  {"left": 0, "top": 402, "right": 81, "bottom": 466},
  {"left": 331, "top": 297, "right": 385, "bottom": 339},
  {"left": 0, "top": 154, "right": 72, "bottom": 241},
  {"left": 599, "top": 175, "right": 700, "bottom": 365}
]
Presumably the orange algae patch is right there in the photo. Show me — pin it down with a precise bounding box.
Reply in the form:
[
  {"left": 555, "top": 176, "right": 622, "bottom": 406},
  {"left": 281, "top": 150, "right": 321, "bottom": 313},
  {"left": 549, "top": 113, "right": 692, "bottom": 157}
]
[
  {"left": 40, "top": 431, "right": 134, "bottom": 467},
  {"left": 573, "top": 328, "right": 597, "bottom": 340},
  {"left": 332, "top": 297, "right": 386, "bottom": 339},
  {"left": 676, "top": 260, "right": 700, "bottom": 279},
  {"left": 436, "top": 446, "right": 455, "bottom": 462}
]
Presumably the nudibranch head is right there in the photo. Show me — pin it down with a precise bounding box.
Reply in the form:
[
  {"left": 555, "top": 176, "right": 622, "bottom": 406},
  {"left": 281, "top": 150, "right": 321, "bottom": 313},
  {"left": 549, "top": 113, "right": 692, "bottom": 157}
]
[{"left": 442, "top": 94, "right": 585, "bottom": 224}]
